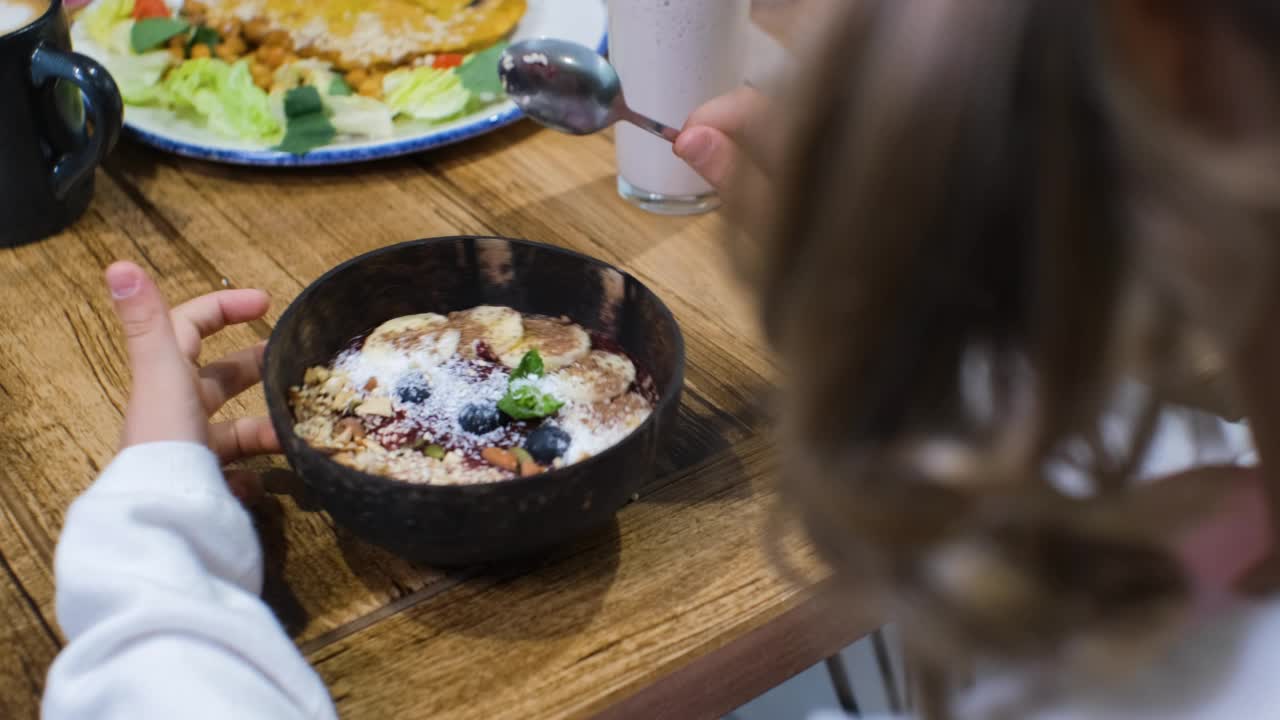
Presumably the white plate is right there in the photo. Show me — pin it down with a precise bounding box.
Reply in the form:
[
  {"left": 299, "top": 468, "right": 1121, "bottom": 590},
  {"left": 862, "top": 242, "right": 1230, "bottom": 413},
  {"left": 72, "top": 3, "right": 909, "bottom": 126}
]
[{"left": 74, "top": 0, "right": 607, "bottom": 166}]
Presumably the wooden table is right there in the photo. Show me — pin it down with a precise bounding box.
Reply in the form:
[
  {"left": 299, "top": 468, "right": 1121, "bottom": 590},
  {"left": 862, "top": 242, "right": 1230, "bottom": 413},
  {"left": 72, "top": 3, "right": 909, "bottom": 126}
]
[{"left": 0, "top": 19, "right": 876, "bottom": 720}]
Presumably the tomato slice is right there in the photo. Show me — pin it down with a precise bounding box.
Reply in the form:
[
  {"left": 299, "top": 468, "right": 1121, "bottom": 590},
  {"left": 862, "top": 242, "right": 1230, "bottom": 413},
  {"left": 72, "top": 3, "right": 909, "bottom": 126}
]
[
  {"left": 132, "top": 0, "right": 171, "bottom": 19},
  {"left": 432, "top": 53, "right": 464, "bottom": 69}
]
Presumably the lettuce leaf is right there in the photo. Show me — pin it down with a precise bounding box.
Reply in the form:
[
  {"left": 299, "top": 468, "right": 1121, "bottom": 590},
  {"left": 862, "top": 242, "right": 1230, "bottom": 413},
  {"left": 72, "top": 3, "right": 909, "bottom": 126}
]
[
  {"left": 162, "top": 59, "right": 281, "bottom": 142},
  {"left": 212, "top": 61, "right": 282, "bottom": 141},
  {"left": 80, "top": 0, "right": 136, "bottom": 54},
  {"left": 109, "top": 49, "right": 174, "bottom": 104},
  {"left": 382, "top": 67, "right": 470, "bottom": 121},
  {"left": 270, "top": 58, "right": 337, "bottom": 94},
  {"left": 326, "top": 95, "right": 394, "bottom": 139}
]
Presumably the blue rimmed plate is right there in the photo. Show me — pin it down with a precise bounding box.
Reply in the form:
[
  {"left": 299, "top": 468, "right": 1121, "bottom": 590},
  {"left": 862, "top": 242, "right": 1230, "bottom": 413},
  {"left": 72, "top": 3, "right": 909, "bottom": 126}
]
[{"left": 74, "top": 0, "right": 606, "bottom": 166}]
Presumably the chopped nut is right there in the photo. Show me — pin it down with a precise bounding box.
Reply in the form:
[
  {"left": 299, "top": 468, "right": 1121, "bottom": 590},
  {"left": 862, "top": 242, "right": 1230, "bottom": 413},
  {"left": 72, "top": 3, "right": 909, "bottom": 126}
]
[
  {"left": 512, "top": 447, "right": 543, "bottom": 476},
  {"left": 481, "top": 447, "right": 519, "bottom": 472},
  {"left": 304, "top": 366, "right": 330, "bottom": 385},
  {"left": 334, "top": 417, "right": 366, "bottom": 442},
  {"left": 355, "top": 396, "right": 394, "bottom": 417},
  {"left": 363, "top": 377, "right": 379, "bottom": 391},
  {"left": 331, "top": 390, "right": 359, "bottom": 411},
  {"left": 190, "top": 43, "right": 212, "bottom": 60}
]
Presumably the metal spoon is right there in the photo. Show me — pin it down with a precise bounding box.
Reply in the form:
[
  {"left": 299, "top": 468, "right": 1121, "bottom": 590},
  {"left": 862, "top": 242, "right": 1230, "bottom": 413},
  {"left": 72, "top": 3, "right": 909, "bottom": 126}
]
[{"left": 498, "top": 38, "right": 680, "bottom": 143}]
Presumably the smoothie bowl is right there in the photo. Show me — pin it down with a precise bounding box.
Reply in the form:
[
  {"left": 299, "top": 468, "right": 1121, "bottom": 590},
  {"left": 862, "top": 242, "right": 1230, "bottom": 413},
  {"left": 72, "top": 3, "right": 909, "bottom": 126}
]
[{"left": 263, "top": 236, "right": 684, "bottom": 565}]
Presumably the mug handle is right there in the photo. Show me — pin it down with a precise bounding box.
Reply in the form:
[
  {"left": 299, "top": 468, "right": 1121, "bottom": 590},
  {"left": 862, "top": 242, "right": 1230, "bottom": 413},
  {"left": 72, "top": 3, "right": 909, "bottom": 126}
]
[{"left": 29, "top": 44, "right": 123, "bottom": 200}]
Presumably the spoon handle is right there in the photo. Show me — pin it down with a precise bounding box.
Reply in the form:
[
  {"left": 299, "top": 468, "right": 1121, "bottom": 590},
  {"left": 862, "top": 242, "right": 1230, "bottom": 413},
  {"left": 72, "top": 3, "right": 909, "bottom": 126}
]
[{"left": 620, "top": 108, "right": 681, "bottom": 144}]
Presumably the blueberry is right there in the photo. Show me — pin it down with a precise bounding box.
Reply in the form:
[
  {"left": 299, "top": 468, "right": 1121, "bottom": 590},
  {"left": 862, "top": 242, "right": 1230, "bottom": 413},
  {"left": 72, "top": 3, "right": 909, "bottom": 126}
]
[
  {"left": 459, "top": 403, "right": 503, "bottom": 434},
  {"left": 525, "top": 425, "right": 570, "bottom": 465},
  {"left": 395, "top": 373, "right": 430, "bottom": 404}
]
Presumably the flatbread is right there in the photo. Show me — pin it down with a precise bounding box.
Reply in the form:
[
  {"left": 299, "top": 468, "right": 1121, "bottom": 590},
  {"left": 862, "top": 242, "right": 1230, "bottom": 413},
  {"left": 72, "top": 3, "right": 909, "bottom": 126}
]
[{"left": 203, "top": 0, "right": 526, "bottom": 68}]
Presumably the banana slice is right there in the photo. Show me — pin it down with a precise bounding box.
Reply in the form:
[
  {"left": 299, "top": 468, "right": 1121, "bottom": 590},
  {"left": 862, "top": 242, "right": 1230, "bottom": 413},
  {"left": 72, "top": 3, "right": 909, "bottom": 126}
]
[
  {"left": 448, "top": 305, "right": 524, "bottom": 359},
  {"left": 363, "top": 313, "right": 460, "bottom": 366},
  {"left": 548, "top": 350, "right": 636, "bottom": 404},
  {"left": 500, "top": 315, "right": 591, "bottom": 371}
]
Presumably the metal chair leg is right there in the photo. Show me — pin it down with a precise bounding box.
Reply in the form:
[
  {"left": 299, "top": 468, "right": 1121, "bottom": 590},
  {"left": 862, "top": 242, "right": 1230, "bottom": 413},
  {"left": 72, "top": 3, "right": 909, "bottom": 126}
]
[
  {"left": 824, "top": 654, "right": 861, "bottom": 716},
  {"left": 872, "top": 628, "right": 904, "bottom": 713}
]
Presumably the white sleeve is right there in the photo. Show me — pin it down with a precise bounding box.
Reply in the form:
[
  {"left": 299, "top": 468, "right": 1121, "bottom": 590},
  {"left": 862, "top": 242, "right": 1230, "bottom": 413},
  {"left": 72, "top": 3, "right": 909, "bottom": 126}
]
[{"left": 43, "top": 442, "right": 336, "bottom": 720}]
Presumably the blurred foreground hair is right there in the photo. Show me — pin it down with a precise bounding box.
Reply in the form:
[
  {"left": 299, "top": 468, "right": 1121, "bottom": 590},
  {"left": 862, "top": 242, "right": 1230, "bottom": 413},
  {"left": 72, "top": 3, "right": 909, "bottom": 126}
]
[{"left": 747, "top": 1, "right": 1280, "bottom": 716}]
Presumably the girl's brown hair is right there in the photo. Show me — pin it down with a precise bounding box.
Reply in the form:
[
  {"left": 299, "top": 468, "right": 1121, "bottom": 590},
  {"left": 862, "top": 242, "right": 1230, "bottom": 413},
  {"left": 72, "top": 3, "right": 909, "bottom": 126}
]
[{"left": 747, "top": 0, "right": 1280, "bottom": 716}]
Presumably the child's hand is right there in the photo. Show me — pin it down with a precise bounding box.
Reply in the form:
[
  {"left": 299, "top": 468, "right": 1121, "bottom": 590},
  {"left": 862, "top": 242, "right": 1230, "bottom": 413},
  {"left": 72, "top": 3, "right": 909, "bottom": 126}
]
[
  {"left": 105, "top": 261, "right": 279, "bottom": 502},
  {"left": 674, "top": 86, "right": 779, "bottom": 231},
  {"left": 674, "top": 87, "right": 775, "bottom": 192}
]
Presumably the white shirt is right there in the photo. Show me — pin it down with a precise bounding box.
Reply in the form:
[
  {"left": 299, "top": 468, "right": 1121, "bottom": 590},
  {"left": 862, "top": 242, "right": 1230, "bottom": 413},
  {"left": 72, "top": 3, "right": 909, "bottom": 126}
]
[{"left": 43, "top": 442, "right": 335, "bottom": 720}]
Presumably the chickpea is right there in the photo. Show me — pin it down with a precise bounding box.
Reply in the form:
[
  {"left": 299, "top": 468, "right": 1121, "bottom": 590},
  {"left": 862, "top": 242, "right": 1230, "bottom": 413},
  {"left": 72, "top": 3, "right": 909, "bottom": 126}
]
[
  {"left": 214, "top": 43, "right": 239, "bottom": 63},
  {"left": 249, "top": 61, "right": 271, "bottom": 82},
  {"left": 243, "top": 18, "right": 270, "bottom": 43},
  {"left": 257, "top": 45, "right": 287, "bottom": 69},
  {"left": 190, "top": 43, "right": 212, "bottom": 60},
  {"left": 168, "top": 45, "right": 186, "bottom": 61},
  {"left": 183, "top": 0, "right": 208, "bottom": 15},
  {"left": 223, "top": 36, "right": 247, "bottom": 55},
  {"left": 263, "top": 30, "right": 292, "bottom": 50},
  {"left": 217, "top": 18, "right": 241, "bottom": 38},
  {"left": 250, "top": 67, "right": 272, "bottom": 90},
  {"left": 357, "top": 74, "right": 384, "bottom": 98},
  {"left": 167, "top": 34, "right": 186, "bottom": 50},
  {"left": 328, "top": 52, "right": 354, "bottom": 71},
  {"left": 344, "top": 68, "right": 368, "bottom": 87}
]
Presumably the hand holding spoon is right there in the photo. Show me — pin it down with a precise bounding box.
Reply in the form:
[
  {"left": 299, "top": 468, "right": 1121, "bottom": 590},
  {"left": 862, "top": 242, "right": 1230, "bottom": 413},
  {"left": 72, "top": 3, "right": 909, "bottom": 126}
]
[{"left": 498, "top": 38, "right": 680, "bottom": 143}]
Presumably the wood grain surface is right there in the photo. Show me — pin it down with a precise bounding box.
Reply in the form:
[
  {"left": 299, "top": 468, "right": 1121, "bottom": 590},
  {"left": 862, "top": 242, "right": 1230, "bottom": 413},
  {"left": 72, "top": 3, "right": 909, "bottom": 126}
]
[{"left": 0, "top": 5, "right": 878, "bottom": 717}]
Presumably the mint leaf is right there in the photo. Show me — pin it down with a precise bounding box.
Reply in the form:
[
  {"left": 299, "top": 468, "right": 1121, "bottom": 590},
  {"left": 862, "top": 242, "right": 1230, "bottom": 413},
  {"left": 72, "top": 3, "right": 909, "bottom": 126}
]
[
  {"left": 187, "top": 25, "right": 220, "bottom": 50},
  {"left": 131, "top": 18, "right": 190, "bottom": 53},
  {"left": 510, "top": 349, "right": 544, "bottom": 381},
  {"left": 329, "top": 75, "right": 354, "bottom": 96},
  {"left": 497, "top": 383, "right": 563, "bottom": 420},
  {"left": 274, "top": 111, "right": 335, "bottom": 155},
  {"left": 497, "top": 350, "right": 563, "bottom": 420},
  {"left": 456, "top": 41, "right": 507, "bottom": 99},
  {"left": 283, "top": 85, "right": 325, "bottom": 118}
]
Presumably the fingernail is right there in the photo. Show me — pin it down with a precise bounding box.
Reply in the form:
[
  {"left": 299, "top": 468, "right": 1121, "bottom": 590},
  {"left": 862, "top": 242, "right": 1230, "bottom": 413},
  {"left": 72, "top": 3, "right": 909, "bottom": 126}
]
[
  {"left": 675, "top": 128, "right": 713, "bottom": 168},
  {"left": 106, "top": 263, "right": 141, "bottom": 299}
]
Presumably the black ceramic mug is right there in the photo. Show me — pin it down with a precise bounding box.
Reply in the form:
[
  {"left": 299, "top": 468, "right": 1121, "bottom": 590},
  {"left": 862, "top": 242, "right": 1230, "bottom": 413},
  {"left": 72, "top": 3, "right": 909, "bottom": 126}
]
[{"left": 1, "top": 0, "right": 122, "bottom": 247}]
